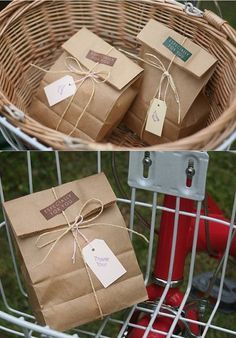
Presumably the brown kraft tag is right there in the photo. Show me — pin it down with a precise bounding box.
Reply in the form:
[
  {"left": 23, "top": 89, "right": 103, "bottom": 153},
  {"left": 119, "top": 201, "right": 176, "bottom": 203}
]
[
  {"left": 86, "top": 50, "right": 117, "bottom": 66},
  {"left": 40, "top": 191, "right": 79, "bottom": 220}
]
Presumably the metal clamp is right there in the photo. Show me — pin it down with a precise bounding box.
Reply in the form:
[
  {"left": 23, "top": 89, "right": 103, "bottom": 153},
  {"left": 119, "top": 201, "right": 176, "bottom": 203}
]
[
  {"left": 128, "top": 151, "right": 209, "bottom": 201},
  {"left": 152, "top": 275, "right": 183, "bottom": 288},
  {"left": 184, "top": 2, "right": 203, "bottom": 17},
  {"left": 3, "top": 104, "right": 25, "bottom": 122}
]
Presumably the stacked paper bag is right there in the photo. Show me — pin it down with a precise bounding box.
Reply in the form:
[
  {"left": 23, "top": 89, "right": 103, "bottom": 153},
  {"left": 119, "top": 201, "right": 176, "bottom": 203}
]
[
  {"left": 29, "top": 28, "right": 143, "bottom": 142},
  {"left": 3, "top": 173, "right": 148, "bottom": 331},
  {"left": 29, "top": 22, "right": 217, "bottom": 145},
  {"left": 124, "top": 19, "right": 218, "bottom": 144}
]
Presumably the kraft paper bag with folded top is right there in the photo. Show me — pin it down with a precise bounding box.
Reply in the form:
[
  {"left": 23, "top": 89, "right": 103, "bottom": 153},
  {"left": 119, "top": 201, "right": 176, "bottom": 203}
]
[
  {"left": 3, "top": 173, "right": 148, "bottom": 331},
  {"left": 124, "top": 19, "right": 217, "bottom": 144},
  {"left": 29, "top": 28, "right": 143, "bottom": 142}
]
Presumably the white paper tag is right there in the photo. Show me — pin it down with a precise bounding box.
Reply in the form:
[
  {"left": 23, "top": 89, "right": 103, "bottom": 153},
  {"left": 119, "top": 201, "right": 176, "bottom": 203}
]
[
  {"left": 145, "top": 98, "right": 167, "bottom": 137},
  {"left": 44, "top": 75, "right": 76, "bottom": 107},
  {"left": 82, "top": 239, "right": 126, "bottom": 288}
]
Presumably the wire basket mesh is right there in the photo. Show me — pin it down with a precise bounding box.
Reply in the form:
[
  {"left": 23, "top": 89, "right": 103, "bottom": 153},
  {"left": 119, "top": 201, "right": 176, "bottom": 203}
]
[{"left": 0, "top": 151, "right": 236, "bottom": 338}]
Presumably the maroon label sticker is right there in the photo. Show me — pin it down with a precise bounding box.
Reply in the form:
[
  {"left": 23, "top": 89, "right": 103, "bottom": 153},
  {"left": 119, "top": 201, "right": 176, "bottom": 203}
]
[
  {"left": 40, "top": 191, "right": 79, "bottom": 220},
  {"left": 86, "top": 50, "right": 117, "bottom": 66}
]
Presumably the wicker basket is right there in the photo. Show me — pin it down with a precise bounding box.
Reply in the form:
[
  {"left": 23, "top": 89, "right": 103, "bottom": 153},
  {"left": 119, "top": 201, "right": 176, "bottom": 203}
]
[{"left": 0, "top": 0, "right": 235, "bottom": 150}]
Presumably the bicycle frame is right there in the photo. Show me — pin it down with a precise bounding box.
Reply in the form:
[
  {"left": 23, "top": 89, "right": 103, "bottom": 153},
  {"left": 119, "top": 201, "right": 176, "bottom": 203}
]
[{"left": 128, "top": 194, "right": 236, "bottom": 337}]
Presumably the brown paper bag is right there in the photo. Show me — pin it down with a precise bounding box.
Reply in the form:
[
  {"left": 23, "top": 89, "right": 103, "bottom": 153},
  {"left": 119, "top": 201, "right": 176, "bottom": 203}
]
[
  {"left": 29, "top": 28, "right": 143, "bottom": 142},
  {"left": 3, "top": 173, "right": 148, "bottom": 331},
  {"left": 124, "top": 19, "right": 217, "bottom": 144},
  {"left": 125, "top": 91, "right": 210, "bottom": 144}
]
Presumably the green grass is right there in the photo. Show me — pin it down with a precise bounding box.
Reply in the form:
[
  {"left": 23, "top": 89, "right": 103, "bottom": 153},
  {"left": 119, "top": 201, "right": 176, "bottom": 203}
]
[{"left": 0, "top": 151, "right": 235, "bottom": 337}]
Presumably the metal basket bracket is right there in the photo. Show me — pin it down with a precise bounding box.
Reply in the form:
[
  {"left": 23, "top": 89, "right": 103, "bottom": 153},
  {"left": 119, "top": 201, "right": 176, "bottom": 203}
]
[
  {"left": 184, "top": 2, "right": 203, "bottom": 17},
  {"left": 128, "top": 151, "right": 209, "bottom": 201}
]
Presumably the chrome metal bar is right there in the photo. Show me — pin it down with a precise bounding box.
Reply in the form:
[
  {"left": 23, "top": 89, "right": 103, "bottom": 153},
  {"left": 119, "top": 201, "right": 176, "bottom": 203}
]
[
  {"left": 167, "top": 200, "right": 202, "bottom": 337},
  {"left": 144, "top": 192, "right": 157, "bottom": 284},
  {"left": 142, "top": 197, "right": 181, "bottom": 338},
  {"left": 94, "top": 316, "right": 110, "bottom": 338},
  {"left": 0, "top": 127, "right": 19, "bottom": 150},
  {"left": 201, "top": 193, "right": 236, "bottom": 338},
  {"left": 0, "top": 177, "right": 27, "bottom": 297},
  {"left": 0, "top": 221, "right": 5, "bottom": 229},
  {"left": 0, "top": 326, "right": 25, "bottom": 337},
  {"left": 21, "top": 318, "right": 31, "bottom": 338},
  {"left": 0, "top": 280, "right": 34, "bottom": 319},
  {"left": 117, "top": 198, "right": 235, "bottom": 228},
  {"left": 129, "top": 187, "right": 136, "bottom": 236},
  {"left": 121, "top": 320, "right": 182, "bottom": 338},
  {"left": 135, "top": 305, "right": 236, "bottom": 336},
  {"left": 75, "top": 327, "right": 108, "bottom": 338},
  {"left": 97, "top": 151, "right": 102, "bottom": 173},
  {"left": 116, "top": 188, "right": 138, "bottom": 337},
  {"left": 27, "top": 152, "right": 33, "bottom": 194},
  {"left": 55, "top": 151, "right": 62, "bottom": 185},
  {"left": 0, "top": 311, "right": 74, "bottom": 338},
  {"left": 73, "top": 328, "right": 96, "bottom": 337},
  {"left": 0, "top": 116, "right": 51, "bottom": 151}
]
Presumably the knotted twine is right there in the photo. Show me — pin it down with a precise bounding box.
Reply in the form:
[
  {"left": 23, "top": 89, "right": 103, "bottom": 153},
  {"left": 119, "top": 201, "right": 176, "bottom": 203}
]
[
  {"left": 31, "top": 46, "right": 114, "bottom": 137},
  {"left": 35, "top": 187, "right": 149, "bottom": 319},
  {"left": 120, "top": 36, "right": 187, "bottom": 138}
]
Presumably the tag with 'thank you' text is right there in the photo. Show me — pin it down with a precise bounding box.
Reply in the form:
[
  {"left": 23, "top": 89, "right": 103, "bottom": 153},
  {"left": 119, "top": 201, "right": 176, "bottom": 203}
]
[{"left": 82, "top": 239, "right": 126, "bottom": 288}]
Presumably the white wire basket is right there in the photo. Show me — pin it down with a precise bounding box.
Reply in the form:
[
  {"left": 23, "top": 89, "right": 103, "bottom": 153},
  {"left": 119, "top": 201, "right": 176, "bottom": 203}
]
[{"left": 0, "top": 151, "right": 236, "bottom": 338}]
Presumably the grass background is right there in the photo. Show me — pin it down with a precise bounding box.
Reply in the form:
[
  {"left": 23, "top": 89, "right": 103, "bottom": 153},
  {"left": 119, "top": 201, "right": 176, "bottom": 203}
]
[{"left": 0, "top": 151, "right": 235, "bottom": 337}]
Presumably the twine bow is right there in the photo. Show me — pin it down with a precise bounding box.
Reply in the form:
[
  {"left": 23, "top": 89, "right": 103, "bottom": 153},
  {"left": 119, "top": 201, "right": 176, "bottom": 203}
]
[
  {"left": 30, "top": 46, "right": 113, "bottom": 137},
  {"left": 35, "top": 188, "right": 149, "bottom": 319}
]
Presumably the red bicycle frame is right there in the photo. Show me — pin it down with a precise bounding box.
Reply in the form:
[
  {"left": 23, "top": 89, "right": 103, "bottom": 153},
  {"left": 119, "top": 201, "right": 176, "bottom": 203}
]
[{"left": 128, "top": 194, "right": 236, "bottom": 337}]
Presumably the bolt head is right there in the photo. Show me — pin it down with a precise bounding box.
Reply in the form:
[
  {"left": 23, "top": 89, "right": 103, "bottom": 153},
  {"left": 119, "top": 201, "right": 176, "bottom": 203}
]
[
  {"left": 186, "top": 166, "right": 195, "bottom": 177},
  {"left": 143, "top": 157, "right": 152, "bottom": 166}
]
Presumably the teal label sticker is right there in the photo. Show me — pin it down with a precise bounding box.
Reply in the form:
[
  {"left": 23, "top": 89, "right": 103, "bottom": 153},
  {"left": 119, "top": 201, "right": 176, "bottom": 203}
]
[{"left": 163, "top": 37, "right": 192, "bottom": 62}]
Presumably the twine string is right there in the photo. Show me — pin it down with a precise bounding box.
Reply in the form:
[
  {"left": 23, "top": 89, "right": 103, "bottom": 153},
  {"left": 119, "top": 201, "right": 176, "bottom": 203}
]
[
  {"left": 35, "top": 188, "right": 149, "bottom": 319},
  {"left": 119, "top": 38, "right": 187, "bottom": 138},
  {"left": 30, "top": 46, "right": 113, "bottom": 137}
]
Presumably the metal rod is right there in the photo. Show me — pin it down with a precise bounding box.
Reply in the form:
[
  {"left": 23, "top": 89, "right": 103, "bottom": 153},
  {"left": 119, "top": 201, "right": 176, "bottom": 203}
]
[
  {"left": 0, "top": 326, "right": 25, "bottom": 337},
  {"left": 97, "top": 151, "right": 102, "bottom": 173},
  {"left": 21, "top": 317, "right": 31, "bottom": 338},
  {"left": 142, "top": 197, "right": 181, "bottom": 338},
  {"left": 167, "top": 200, "right": 202, "bottom": 337},
  {"left": 0, "top": 221, "right": 5, "bottom": 229},
  {"left": 55, "top": 151, "right": 62, "bottom": 185},
  {"left": 0, "top": 311, "right": 74, "bottom": 338},
  {"left": 129, "top": 187, "right": 136, "bottom": 236},
  {"left": 27, "top": 152, "right": 33, "bottom": 194},
  {"left": 0, "top": 116, "right": 51, "bottom": 150},
  {"left": 144, "top": 192, "right": 157, "bottom": 284},
  {"left": 0, "top": 279, "right": 34, "bottom": 319},
  {"left": 0, "top": 177, "right": 27, "bottom": 297},
  {"left": 95, "top": 316, "right": 110, "bottom": 338},
  {"left": 116, "top": 189, "right": 138, "bottom": 337},
  {"left": 134, "top": 305, "right": 236, "bottom": 336},
  {"left": 116, "top": 198, "right": 235, "bottom": 228},
  {"left": 0, "top": 127, "right": 19, "bottom": 150},
  {"left": 201, "top": 193, "right": 236, "bottom": 337}
]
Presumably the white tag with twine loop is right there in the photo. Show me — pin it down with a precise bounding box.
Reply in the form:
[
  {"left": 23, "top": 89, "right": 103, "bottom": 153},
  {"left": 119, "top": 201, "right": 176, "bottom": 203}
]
[
  {"left": 119, "top": 47, "right": 185, "bottom": 138},
  {"left": 44, "top": 75, "right": 76, "bottom": 107},
  {"left": 145, "top": 98, "right": 167, "bottom": 136},
  {"left": 82, "top": 239, "right": 126, "bottom": 288}
]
